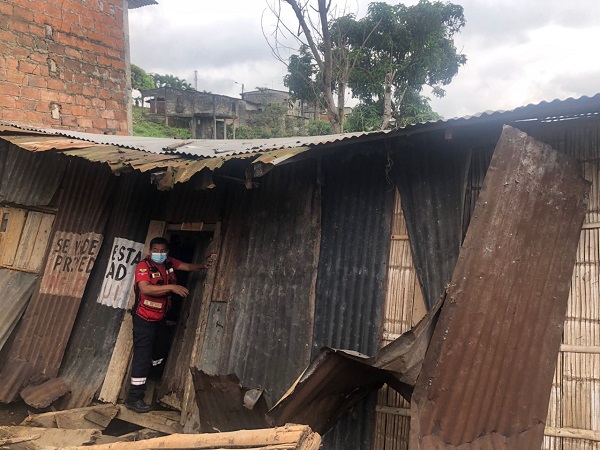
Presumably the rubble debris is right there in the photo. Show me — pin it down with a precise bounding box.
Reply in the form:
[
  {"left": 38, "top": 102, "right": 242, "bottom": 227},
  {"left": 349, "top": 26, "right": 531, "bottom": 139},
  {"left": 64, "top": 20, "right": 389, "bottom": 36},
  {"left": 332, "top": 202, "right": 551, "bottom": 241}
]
[
  {"left": 59, "top": 423, "right": 320, "bottom": 450},
  {"left": 21, "top": 405, "right": 118, "bottom": 430},
  {"left": 191, "top": 369, "right": 270, "bottom": 433},
  {"left": 115, "top": 405, "right": 182, "bottom": 435},
  {"left": 20, "top": 378, "right": 69, "bottom": 409},
  {"left": 410, "top": 126, "right": 589, "bottom": 448},
  {"left": 268, "top": 296, "right": 443, "bottom": 434}
]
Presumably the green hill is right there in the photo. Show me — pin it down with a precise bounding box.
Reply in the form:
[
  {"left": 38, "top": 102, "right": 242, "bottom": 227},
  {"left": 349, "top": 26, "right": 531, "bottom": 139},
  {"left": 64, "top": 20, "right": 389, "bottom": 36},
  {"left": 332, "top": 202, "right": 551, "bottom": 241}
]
[{"left": 132, "top": 107, "right": 192, "bottom": 139}]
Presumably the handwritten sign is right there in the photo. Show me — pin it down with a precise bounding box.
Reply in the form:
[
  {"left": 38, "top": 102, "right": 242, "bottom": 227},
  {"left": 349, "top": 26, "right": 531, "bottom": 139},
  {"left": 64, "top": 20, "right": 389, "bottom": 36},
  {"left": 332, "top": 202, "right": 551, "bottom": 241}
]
[
  {"left": 98, "top": 237, "right": 144, "bottom": 309},
  {"left": 40, "top": 231, "right": 103, "bottom": 297}
]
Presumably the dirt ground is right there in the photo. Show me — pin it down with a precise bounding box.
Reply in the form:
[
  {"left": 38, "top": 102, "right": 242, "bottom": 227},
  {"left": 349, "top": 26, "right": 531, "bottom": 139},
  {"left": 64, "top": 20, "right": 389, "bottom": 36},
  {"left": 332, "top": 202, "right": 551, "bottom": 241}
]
[{"left": 0, "top": 401, "right": 39, "bottom": 426}]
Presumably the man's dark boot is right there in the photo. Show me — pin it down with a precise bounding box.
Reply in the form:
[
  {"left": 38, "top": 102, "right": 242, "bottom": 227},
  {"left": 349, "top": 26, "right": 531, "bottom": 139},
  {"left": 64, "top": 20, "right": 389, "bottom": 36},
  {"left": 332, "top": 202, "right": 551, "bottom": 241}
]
[{"left": 125, "top": 398, "right": 151, "bottom": 413}]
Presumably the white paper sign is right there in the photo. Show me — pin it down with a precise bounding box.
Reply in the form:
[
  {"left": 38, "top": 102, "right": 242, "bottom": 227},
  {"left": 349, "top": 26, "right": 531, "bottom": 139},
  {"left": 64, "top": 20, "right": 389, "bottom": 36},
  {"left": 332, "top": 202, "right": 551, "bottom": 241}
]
[{"left": 98, "top": 237, "right": 144, "bottom": 309}]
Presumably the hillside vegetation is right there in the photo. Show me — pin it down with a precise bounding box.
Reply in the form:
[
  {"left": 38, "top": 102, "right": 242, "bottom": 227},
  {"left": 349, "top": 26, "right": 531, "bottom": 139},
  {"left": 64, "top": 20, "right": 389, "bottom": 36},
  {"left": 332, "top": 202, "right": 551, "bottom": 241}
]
[{"left": 132, "top": 107, "right": 192, "bottom": 139}]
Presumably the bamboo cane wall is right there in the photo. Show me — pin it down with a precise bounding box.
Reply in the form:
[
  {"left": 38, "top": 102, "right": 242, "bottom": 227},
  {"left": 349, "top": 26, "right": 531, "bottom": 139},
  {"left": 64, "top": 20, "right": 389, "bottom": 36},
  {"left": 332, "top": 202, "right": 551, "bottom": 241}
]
[
  {"left": 373, "top": 119, "right": 600, "bottom": 450},
  {"left": 372, "top": 189, "right": 425, "bottom": 450}
]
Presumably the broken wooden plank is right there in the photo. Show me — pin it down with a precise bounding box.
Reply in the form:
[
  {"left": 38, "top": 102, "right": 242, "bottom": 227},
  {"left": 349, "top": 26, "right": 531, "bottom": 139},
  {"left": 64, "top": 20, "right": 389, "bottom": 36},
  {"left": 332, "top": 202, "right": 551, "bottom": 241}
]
[
  {"left": 59, "top": 424, "right": 319, "bottom": 450},
  {"left": 21, "top": 404, "right": 118, "bottom": 430},
  {"left": 83, "top": 407, "right": 119, "bottom": 429},
  {"left": 410, "top": 125, "right": 589, "bottom": 449},
  {"left": 115, "top": 405, "right": 182, "bottom": 435},
  {"left": 20, "top": 378, "right": 69, "bottom": 408},
  {"left": 0, "top": 425, "right": 101, "bottom": 448},
  {"left": 191, "top": 369, "right": 270, "bottom": 433}
]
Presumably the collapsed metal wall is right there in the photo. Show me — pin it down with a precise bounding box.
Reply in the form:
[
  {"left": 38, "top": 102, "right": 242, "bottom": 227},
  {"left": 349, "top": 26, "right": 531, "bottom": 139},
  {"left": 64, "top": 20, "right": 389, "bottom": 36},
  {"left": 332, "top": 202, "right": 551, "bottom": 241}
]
[
  {"left": 0, "top": 156, "right": 117, "bottom": 402},
  {"left": 58, "top": 172, "right": 161, "bottom": 408},
  {"left": 313, "top": 149, "right": 394, "bottom": 450}
]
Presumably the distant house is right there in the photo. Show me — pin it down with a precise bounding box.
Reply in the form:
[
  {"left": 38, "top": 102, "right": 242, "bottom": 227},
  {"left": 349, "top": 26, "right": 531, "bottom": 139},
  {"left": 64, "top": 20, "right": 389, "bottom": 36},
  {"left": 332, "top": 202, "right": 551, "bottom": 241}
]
[
  {"left": 243, "top": 88, "right": 320, "bottom": 122},
  {"left": 139, "top": 87, "right": 247, "bottom": 139}
]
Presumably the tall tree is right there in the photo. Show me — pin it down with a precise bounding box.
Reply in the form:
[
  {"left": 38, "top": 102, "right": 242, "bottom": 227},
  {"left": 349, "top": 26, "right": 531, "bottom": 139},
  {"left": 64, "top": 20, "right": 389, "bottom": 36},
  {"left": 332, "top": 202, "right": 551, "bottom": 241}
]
[
  {"left": 267, "top": 1, "right": 369, "bottom": 133},
  {"left": 131, "top": 64, "right": 154, "bottom": 91},
  {"left": 349, "top": 1, "right": 466, "bottom": 129},
  {"left": 150, "top": 73, "right": 194, "bottom": 90}
]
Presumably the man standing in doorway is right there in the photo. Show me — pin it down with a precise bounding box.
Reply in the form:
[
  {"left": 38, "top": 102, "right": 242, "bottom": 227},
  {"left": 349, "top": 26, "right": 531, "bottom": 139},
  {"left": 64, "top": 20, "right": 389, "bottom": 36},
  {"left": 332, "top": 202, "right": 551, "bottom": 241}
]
[{"left": 126, "top": 236, "right": 214, "bottom": 413}]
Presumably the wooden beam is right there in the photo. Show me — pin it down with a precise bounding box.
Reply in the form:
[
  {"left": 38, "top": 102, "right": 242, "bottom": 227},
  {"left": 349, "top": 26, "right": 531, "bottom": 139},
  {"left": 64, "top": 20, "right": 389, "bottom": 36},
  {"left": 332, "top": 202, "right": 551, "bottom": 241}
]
[
  {"left": 545, "top": 426, "right": 600, "bottom": 442},
  {"left": 60, "top": 424, "right": 319, "bottom": 450},
  {"left": 21, "top": 404, "right": 118, "bottom": 430},
  {"left": 376, "top": 405, "right": 411, "bottom": 417},
  {"left": 116, "top": 405, "right": 182, "bottom": 435},
  {"left": 181, "top": 223, "right": 222, "bottom": 429},
  {"left": 560, "top": 344, "right": 600, "bottom": 354},
  {"left": 0, "top": 425, "right": 101, "bottom": 447}
]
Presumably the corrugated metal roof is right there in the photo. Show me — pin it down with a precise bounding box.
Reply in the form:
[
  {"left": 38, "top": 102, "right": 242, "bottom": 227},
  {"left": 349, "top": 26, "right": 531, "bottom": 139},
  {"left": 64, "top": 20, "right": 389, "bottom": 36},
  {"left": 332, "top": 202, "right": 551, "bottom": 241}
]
[
  {"left": 2, "top": 93, "right": 600, "bottom": 157},
  {"left": 127, "top": 0, "right": 158, "bottom": 9},
  {"left": 0, "top": 93, "right": 598, "bottom": 191}
]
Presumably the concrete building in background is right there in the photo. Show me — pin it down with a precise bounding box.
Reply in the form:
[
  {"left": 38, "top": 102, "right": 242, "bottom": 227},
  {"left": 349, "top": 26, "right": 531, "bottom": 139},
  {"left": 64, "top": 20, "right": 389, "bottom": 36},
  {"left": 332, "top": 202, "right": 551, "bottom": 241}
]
[{"left": 0, "top": 0, "right": 156, "bottom": 135}]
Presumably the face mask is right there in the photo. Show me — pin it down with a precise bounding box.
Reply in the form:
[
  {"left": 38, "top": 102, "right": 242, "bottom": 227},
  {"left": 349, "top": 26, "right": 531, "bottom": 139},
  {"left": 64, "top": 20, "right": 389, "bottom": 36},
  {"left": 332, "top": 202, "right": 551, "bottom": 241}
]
[{"left": 151, "top": 253, "right": 167, "bottom": 264}]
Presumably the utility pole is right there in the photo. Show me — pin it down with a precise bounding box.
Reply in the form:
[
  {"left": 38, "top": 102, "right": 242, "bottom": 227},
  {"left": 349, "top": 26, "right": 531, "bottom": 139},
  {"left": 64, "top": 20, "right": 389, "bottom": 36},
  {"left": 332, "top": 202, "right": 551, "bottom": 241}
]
[{"left": 194, "top": 70, "right": 198, "bottom": 91}]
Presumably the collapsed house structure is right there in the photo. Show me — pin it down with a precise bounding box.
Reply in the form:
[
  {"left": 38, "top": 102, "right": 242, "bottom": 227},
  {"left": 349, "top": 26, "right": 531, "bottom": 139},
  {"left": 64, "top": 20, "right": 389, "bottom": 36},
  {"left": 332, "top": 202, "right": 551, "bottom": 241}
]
[{"left": 0, "top": 94, "right": 599, "bottom": 449}]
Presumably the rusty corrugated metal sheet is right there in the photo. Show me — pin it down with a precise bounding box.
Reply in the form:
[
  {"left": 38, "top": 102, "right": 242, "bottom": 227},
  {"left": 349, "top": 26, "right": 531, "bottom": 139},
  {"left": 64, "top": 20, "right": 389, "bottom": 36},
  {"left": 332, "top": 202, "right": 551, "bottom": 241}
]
[
  {"left": 57, "top": 172, "right": 159, "bottom": 408},
  {"left": 312, "top": 148, "right": 394, "bottom": 450},
  {"left": 0, "top": 159, "right": 116, "bottom": 403},
  {"left": 269, "top": 298, "right": 443, "bottom": 434},
  {"left": 411, "top": 126, "right": 589, "bottom": 449},
  {"left": 214, "top": 161, "right": 321, "bottom": 404},
  {"left": 391, "top": 134, "right": 471, "bottom": 310},
  {"left": 0, "top": 269, "right": 36, "bottom": 352},
  {"left": 0, "top": 142, "right": 66, "bottom": 207},
  {"left": 20, "top": 378, "right": 69, "bottom": 408}
]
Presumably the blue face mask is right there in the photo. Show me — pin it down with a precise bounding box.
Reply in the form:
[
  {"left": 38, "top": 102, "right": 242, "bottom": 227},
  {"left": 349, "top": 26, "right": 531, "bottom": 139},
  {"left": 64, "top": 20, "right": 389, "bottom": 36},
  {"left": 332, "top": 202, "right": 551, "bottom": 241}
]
[{"left": 151, "top": 253, "right": 167, "bottom": 264}]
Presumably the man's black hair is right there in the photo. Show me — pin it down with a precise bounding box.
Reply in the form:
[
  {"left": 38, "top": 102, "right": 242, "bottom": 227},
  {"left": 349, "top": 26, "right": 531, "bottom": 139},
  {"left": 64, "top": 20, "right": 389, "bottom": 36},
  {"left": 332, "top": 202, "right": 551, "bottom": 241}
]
[{"left": 149, "top": 237, "right": 169, "bottom": 249}]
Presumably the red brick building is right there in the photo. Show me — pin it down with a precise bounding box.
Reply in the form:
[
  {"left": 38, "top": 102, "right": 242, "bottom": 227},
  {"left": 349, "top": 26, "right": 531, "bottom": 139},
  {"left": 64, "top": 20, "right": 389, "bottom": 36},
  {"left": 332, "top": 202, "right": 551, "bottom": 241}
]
[{"left": 0, "top": 0, "right": 156, "bottom": 135}]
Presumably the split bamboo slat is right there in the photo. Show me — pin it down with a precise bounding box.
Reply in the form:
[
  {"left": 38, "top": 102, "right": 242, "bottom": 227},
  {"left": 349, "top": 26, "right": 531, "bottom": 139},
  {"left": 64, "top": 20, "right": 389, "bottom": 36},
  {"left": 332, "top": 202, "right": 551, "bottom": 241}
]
[{"left": 373, "top": 189, "right": 425, "bottom": 450}]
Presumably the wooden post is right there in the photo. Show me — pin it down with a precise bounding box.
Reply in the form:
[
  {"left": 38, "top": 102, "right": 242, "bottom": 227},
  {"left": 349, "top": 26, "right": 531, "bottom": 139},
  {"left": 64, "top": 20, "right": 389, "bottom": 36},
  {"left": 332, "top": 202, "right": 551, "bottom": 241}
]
[{"left": 181, "top": 223, "right": 222, "bottom": 429}]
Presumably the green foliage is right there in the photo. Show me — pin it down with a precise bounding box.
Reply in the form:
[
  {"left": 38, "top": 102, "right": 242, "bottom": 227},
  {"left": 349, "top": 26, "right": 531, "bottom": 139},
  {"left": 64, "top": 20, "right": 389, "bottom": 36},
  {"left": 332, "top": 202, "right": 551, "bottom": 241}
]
[
  {"left": 308, "top": 120, "right": 333, "bottom": 136},
  {"left": 131, "top": 64, "right": 154, "bottom": 91},
  {"left": 150, "top": 73, "right": 194, "bottom": 90},
  {"left": 132, "top": 107, "right": 192, "bottom": 139},
  {"left": 284, "top": 45, "right": 321, "bottom": 105},
  {"left": 344, "top": 103, "right": 383, "bottom": 132},
  {"left": 348, "top": 1, "right": 466, "bottom": 126}
]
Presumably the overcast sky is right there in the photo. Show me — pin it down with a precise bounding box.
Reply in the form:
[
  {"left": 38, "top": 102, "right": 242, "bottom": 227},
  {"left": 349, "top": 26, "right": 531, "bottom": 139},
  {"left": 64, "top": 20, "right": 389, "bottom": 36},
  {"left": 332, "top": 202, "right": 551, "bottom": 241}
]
[{"left": 128, "top": 0, "right": 600, "bottom": 119}]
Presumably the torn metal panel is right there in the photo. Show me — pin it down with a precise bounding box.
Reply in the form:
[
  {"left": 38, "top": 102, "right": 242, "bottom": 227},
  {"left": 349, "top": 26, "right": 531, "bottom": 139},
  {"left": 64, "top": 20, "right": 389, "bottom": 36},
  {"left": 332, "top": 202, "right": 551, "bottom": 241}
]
[
  {"left": 411, "top": 125, "right": 589, "bottom": 449},
  {"left": 20, "top": 378, "right": 69, "bottom": 408},
  {"left": 391, "top": 135, "right": 471, "bottom": 310},
  {"left": 191, "top": 369, "right": 270, "bottom": 433},
  {"left": 268, "top": 297, "right": 443, "bottom": 435},
  {"left": 0, "top": 269, "right": 36, "bottom": 352},
  {"left": 0, "top": 159, "right": 116, "bottom": 403}
]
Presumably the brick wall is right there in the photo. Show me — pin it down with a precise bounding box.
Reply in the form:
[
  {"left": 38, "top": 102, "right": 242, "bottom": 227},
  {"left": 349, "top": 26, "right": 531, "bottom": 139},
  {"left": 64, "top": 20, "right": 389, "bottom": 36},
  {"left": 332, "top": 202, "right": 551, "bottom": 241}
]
[{"left": 0, "top": 0, "right": 130, "bottom": 134}]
